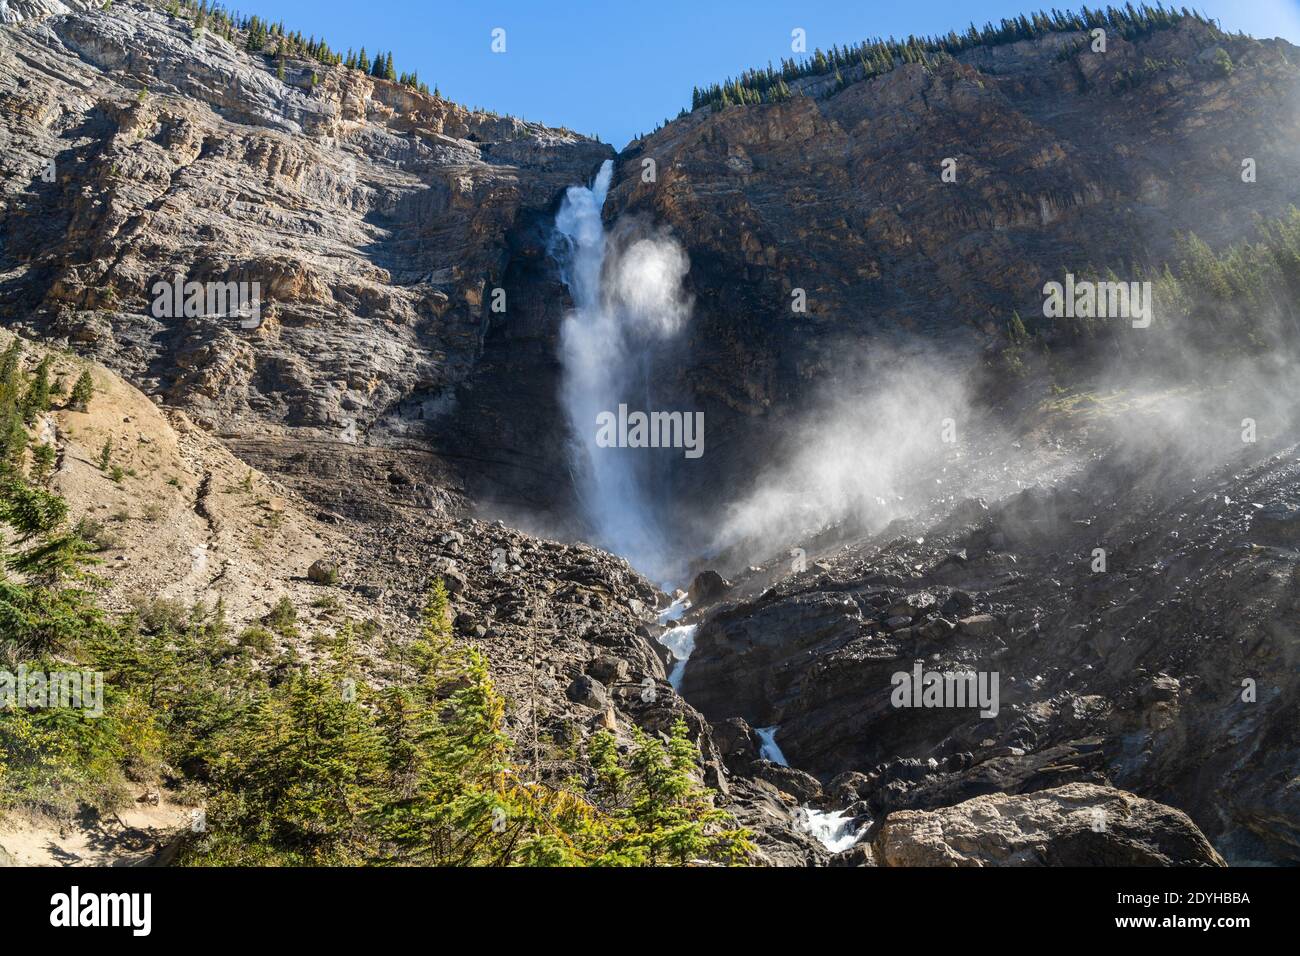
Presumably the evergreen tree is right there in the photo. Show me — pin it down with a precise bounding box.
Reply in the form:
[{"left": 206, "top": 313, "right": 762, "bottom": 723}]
[
  {"left": 69, "top": 370, "right": 94, "bottom": 412},
  {"left": 197, "top": 673, "right": 386, "bottom": 864},
  {"left": 244, "top": 16, "right": 265, "bottom": 53},
  {"left": 689, "top": 4, "right": 1203, "bottom": 114},
  {"left": 29, "top": 443, "right": 55, "bottom": 485},
  {"left": 21, "top": 356, "right": 51, "bottom": 426},
  {"left": 1007, "top": 310, "right": 1029, "bottom": 344},
  {"left": 592, "top": 719, "right": 751, "bottom": 865}
]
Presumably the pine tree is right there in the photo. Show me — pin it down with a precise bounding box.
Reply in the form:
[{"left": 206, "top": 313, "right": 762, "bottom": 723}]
[
  {"left": 0, "top": 344, "right": 27, "bottom": 474},
  {"left": 22, "top": 356, "right": 51, "bottom": 426},
  {"left": 1007, "top": 310, "right": 1029, "bottom": 344},
  {"left": 244, "top": 17, "right": 265, "bottom": 53},
  {"left": 29, "top": 443, "right": 55, "bottom": 485},
  {"left": 0, "top": 477, "right": 91, "bottom": 585},
  {"left": 588, "top": 718, "right": 752, "bottom": 865},
  {"left": 69, "top": 370, "right": 94, "bottom": 411},
  {"left": 0, "top": 339, "right": 22, "bottom": 406},
  {"left": 196, "top": 673, "right": 386, "bottom": 864}
]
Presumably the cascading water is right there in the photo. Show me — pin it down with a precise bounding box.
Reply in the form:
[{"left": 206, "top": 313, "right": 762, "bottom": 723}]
[
  {"left": 658, "top": 624, "right": 696, "bottom": 690},
  {"left": 755, "top": 726, "right": 789, "bottom": 765},
  {"left": 655, "top": 596, "right": 695, "bottom": 691},
  {"left": 794, "top": 808, "right": 865, "bottom": 854},
  {"left": 551, "top": 159, "right": 691, "bottom": 587},
  {"left": 756, "top": 725, "right": 866, "bottom": 851},
  {"left": 551, "top": 164, "right": 862, "bottom": 857}
]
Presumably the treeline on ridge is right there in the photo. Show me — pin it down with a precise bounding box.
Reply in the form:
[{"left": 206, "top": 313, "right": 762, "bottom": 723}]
[
  {"left": 158, "top": 0, "right": 435, "bottom": 94},
  {"left": 690, "top": 3, "right": 1213, "bottom": 112}
]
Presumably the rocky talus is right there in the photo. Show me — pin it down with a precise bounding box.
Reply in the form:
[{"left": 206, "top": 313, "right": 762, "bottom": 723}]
[
  {"left": 681, "top": 425, "right": 1300, "bottom": 863},
  {"left": 875, "top": 783, "right": 1226, "bottom": 866}
]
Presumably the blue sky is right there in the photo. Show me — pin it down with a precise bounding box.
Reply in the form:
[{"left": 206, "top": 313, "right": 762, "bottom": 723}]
[{"left": 250, "top": 0, "right": 1300, "bottom": 149}]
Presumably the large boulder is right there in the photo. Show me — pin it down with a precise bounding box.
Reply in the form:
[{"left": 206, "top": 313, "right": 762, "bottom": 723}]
[
  {"left": 307, "top": 559, "right": 339, "bottom": 585},
  {"left": 687, "top": 569, "right": 732, "bottom": 605},
  {"left": 874, "top": 783, "right": 1226, "bottom": 867},
  {"left": 565, "top": 675, "right": 608, "bottom": 710}
]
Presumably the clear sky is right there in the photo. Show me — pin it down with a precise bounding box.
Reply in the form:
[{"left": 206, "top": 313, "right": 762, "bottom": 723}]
[{"left": 248, "top": 0, "right": 1300, "bottom": 149}]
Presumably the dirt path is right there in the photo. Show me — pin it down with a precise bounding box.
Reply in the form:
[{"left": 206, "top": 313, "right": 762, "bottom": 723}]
[{"left": 0, "top": 797, "right": 190, "bottom": 867}]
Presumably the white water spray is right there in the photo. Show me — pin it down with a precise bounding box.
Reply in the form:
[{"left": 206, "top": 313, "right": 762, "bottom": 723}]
[
  {"left": 758, "top": 726, "right": 863, "bottom": 852},
  {"left": 795, "top": 808, "right": 865, "bottom": 854},
  {"left": 658, "top": 623, "right": 697, "bottom": 690},
  {"left": 552, "top": 159, "right": 693, "bottom": 584}
]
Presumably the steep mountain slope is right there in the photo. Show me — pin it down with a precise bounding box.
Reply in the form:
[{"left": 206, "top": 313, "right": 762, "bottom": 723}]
[
  {"left": 0, "top": 0, "right": 611, "bottom": 519},
  {"left": 6, "top": 5, "right": 1298, "bottom": 530},
  {"left": 0, "top": 334, "right": 827, "bottom": 867},
  {"left": 606, "top": 19, "right": 1300, "bottom": 524},
  {"left": 682, "top": 415, "right": 1300, "bottom": 863}
]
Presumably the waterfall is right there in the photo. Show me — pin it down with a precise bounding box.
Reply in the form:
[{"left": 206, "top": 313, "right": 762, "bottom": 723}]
[
  {"left": 551, "top": 159, "right": 692, "bottom": 586},
  {"left": 756, "top": 726, "right": 789, "bottom": 765},
  {"left": 552, "top": 164, "right": 863, "bottom": 860}
]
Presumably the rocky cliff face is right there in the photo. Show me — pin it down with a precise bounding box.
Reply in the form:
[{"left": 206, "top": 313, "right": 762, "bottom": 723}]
[
  {"left": 606, "top": 20, "right": 1300, "bottom": 521},
  {"left": 6, "top": 8, "right": 1298, "bottom": 525},
  {"left": 608, "top": 17, "right": 1299, "bottom": 864},
  {"left": 0, "top": 0, "right": 610, "bottom": 519},
  {"left": 680, "top": 431, "right": 1300, "bottom": 863}
]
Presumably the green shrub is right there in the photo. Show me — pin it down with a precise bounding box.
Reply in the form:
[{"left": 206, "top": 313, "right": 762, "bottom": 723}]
[
  {"left": 237, "top": 626, "right": 274, "bottom": 654},
  {"left": 264, "top": 595, "right": 297, "bottom": 636}
]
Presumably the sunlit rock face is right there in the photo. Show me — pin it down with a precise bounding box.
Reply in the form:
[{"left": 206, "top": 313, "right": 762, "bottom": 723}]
[
  {"left": 0, "top": 1, "right": 612, "bottom": 518},
  {"left": 5, "top": 9, "right": 1297, "bottom": 529}
]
